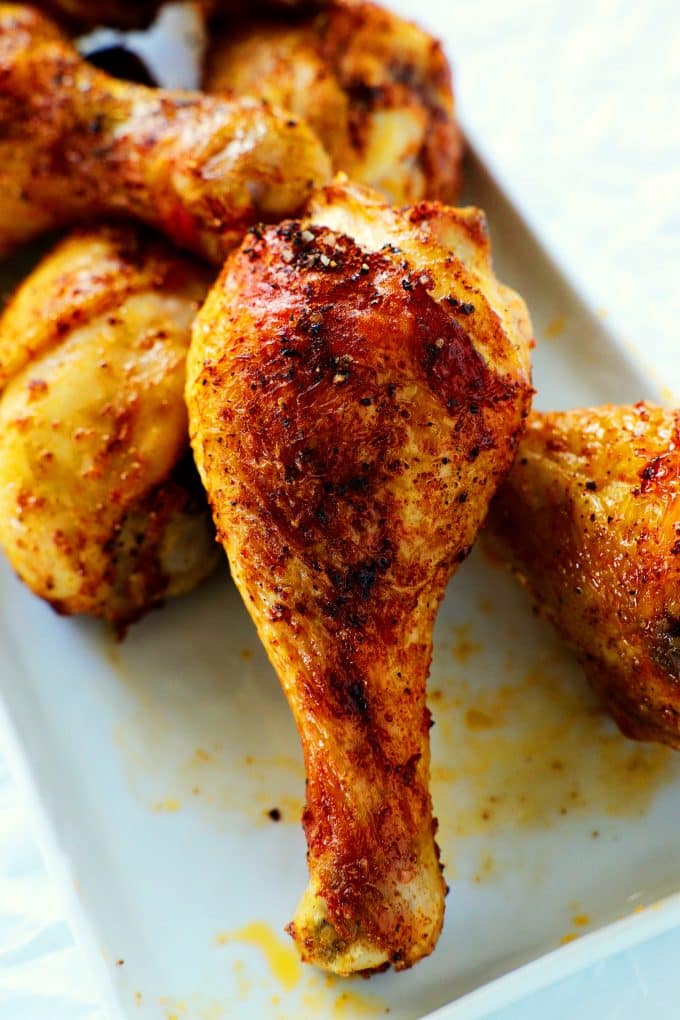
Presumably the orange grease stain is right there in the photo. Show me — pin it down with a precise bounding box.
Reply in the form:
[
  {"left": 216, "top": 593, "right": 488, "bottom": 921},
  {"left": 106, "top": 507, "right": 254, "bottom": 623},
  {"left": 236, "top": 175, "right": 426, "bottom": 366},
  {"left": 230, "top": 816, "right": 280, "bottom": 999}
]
[
  {"left": 160, "top": 998, "right": 224, "bottom": 1020},
  {"left": 544, "top": 314, "right": 567, "bottom": 339},
  {"left": 216, "top": 922, "right": 301, "bottom": 990},
  {"left": 301, "top": 974, "right": 388, "bottom": 1016},
  {"left": 450, "top": 624, "right": 481, "bottom": 664},
  {"left": 332, "top": 990, "right": 387, "bottom": 1015},
  {"left": 154, "top": 797, "right": 181, "bottom": 813},
  {"left": 430, "top": 661, "right": 674, "bottom": 840}
]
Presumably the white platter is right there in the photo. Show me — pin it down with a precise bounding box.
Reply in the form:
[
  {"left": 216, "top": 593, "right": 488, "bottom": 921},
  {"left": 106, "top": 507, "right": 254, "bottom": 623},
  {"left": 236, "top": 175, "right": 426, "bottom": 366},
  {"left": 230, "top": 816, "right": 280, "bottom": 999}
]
[
  {"left": 2, "top": 138, "right": 680, "bottom": 1020},
  {"left": 1, "top": 2, "right": 679, "bottom": 1006}
]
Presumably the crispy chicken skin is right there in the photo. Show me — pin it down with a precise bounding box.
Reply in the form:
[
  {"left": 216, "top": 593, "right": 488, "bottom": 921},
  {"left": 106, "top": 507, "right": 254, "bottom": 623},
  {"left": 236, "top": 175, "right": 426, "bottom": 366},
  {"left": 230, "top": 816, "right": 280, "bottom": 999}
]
[
  {"left": 36, "top": 0, "right": 324, "bottom": 32},
  {"left": 0, "top": 5, "right": 330, "bottom": 263},
  {"left": 487, "top": 403, "right": 680, "bottom": 748},
  {"left": 204, "top": 0, "right": 462, "bottom": 206},
  {"left": 0, "top": 225, "right": 219, "bottom": 626},
  {"left": 187, "top": 178, "right": 533, "bottom": 973},
  {"left": 36, "top": 0, "right": 162, "bottom": 29}
]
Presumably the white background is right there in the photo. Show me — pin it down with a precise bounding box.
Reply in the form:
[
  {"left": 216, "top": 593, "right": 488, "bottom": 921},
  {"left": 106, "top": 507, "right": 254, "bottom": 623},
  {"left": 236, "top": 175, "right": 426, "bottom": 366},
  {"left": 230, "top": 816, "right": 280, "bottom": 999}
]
[{"left": 0, "top": 0, "right": 678, "bottom": 1016}]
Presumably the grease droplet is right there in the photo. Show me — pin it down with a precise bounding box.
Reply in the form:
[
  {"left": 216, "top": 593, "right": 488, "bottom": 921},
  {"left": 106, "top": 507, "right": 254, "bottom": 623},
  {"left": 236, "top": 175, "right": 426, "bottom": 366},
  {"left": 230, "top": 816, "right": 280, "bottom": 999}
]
[
  {"left": 544, "top": 314, "right": 567, "bottom": 339},
  {"left": 216, "top": 921, "right": 301, "bottom": 990}
]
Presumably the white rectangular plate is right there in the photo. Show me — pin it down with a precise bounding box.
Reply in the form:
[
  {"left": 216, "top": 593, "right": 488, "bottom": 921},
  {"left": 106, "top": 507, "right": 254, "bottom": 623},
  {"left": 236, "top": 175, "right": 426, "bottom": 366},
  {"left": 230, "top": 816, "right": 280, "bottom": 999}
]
[{"left": 2, "top": 142, "right": 679, "bottom": 1020}]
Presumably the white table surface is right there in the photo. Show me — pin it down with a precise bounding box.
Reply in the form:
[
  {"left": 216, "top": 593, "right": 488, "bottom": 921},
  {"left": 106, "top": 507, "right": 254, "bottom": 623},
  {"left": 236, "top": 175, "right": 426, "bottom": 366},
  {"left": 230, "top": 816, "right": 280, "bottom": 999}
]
[{"left": 0, "top": 1, "right": 678, "bottom": 1017}]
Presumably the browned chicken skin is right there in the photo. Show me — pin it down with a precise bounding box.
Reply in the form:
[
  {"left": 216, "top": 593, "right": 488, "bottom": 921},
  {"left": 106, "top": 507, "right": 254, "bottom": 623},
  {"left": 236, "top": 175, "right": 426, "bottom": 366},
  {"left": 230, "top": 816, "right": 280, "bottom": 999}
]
[
  {"left": 488, "top": 403, "right": 680, "bottom": 748},
  {"left": 36, "top": 0, "right": 325, "bottom": 32},
  {"left": 204, "top": 0, "right": 462, "bottom": 205},
  {"left": 0, "top": 224, "right": 218, "bottom": 626},
  {"left": 36, "top": 0, "right": 162, "bottom": 29},
  {"left": 0, "top": 4, "right": 330, "bottom": 262},
  {"left": 187, "top": 179, "right": 533, "bottom": 973}
]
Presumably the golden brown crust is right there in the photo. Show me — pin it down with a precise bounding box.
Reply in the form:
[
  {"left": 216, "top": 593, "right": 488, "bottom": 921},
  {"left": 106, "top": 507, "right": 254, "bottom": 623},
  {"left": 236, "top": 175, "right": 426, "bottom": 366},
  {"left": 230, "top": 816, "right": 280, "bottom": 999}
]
[
  {"left": 36, "top": 0, "right": 162, "bottom": 30},
  {"left": 0, "top": 4, "right": 330, "bottom": 262},
  {"left": 487, "top": 402, "right": 680, "bottom": 748},
  {"left": 0, "top": 224, "right": 218, "bottom": 624},
  {"left": 35, "top": 0, "right": 326, "bottom": 32},
  {"left": 204, "top": 0, "right": 462, "bottom": 205},
  {"left": 187, "top": 179, "right": 532, "bottom": 972}
]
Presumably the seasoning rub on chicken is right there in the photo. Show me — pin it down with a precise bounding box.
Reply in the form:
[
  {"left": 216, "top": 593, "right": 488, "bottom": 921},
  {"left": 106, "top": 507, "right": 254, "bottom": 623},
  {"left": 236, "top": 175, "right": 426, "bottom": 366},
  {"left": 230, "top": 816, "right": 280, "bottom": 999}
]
[
  {"left": 205, "top": 0, "right": 462, "bottom": 205},
  {"left": 488, "top": 402, "right": 680, "bottom": 749},
  {"left": 187, "top": 178, "right": 533, "bottom": 973},
  {"left": 35, "top": 0, "right": 326, "bottom": 32},
  {"left": 0, "top": 225, "right": 218, "bottom": 626},
  {"left": 0, "top": 3, "right": 330, "bottom": 262}
]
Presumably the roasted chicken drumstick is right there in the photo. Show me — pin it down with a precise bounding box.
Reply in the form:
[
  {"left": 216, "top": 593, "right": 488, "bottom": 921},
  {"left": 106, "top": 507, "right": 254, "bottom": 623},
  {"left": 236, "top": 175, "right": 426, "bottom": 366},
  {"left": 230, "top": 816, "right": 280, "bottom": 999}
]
[
  {"left": 187, "top": 179, "right": 533, "bottom": 973},
  {"left": 488, "top": 402, "right": 680, "bottom": 748},
  {"left": 204, "top": 0, "right": 462, "bottom": 205},
  {"left": 0, "top": 225, "right": 218, "bottom": 626},
  {"left": 36, "top": 0, "right": 325, "bottom": 32},
  {"left": 0, "top": 4, "right": 330, "bottom": 262}
]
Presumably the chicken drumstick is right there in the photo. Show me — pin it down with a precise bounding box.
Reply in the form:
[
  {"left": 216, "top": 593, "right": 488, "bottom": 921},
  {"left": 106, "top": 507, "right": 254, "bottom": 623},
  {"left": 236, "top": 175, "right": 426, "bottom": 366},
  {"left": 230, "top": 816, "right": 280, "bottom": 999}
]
[
  {"left": 36, "top": 0, "right": 325, "bottom": 32},
  {"left": 204, "top": 0, "right": 462, "bottom": 205},
  {"left": 488, "top": 402, "right": 680, "bottom": 748},
  {"left": 187, "top": 179, "right": 533, "bottom": 973},
  {"left": 0, "top": 224, "right": 218, "bottom": 626},
  {"left": 0, "top": 4, "right": 330, "bottom": 262}
]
